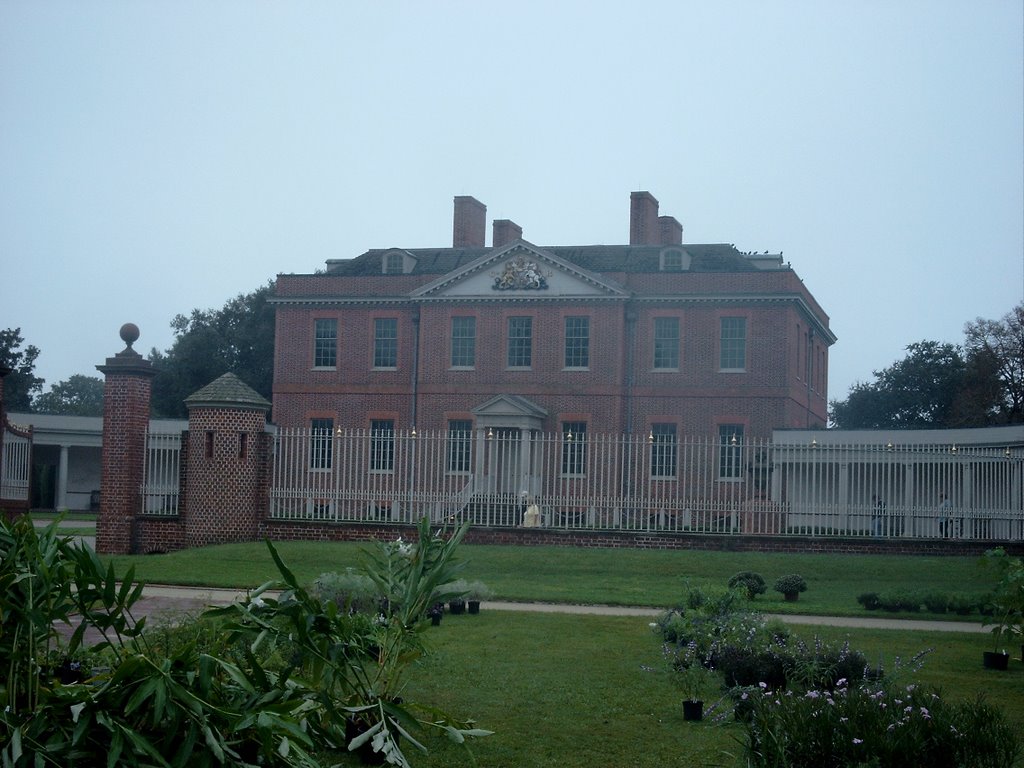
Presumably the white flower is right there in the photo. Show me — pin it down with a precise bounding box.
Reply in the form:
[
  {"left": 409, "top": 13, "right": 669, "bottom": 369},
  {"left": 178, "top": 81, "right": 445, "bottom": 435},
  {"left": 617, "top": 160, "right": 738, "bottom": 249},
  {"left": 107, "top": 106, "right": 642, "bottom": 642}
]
[
  {"left": 852, "top": 738, "right": 863, "bottom": 745},
  {"left": 250, "top": 596, "right": 266, "bottom": 609}
]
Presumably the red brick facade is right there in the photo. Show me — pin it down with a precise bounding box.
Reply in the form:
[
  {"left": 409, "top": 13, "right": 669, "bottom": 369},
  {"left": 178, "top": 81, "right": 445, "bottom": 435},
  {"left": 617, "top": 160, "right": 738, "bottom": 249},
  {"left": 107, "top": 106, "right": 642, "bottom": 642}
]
[{"left": 271, "top": 192, "right": 835, "bottom": 439}]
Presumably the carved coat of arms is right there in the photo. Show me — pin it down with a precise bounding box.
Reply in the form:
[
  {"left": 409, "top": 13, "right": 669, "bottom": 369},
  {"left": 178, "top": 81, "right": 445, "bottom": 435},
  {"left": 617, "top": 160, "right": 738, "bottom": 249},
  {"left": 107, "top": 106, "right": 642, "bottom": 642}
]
[{"left": 492, "top": 255, "right": 548, "bottom": 290}]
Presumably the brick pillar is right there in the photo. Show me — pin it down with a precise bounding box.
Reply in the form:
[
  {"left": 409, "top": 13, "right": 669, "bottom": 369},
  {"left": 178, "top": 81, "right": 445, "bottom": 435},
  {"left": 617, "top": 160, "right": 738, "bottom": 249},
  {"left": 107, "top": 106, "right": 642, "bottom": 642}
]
[
  {"left": 183, "top": 373, "right": 271, "bottom": 547},
  {"left": 0, "top": 366, "right": 10, "bottom": 509},
  {"left": 95, "top": 324, "right": 156, "bottom": 554}
]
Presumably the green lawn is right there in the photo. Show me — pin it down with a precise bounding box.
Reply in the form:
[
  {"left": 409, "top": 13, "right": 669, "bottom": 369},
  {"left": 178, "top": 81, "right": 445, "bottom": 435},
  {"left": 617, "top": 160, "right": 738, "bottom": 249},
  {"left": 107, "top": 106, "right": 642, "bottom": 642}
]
[
  {"left": 95, "top": 536, "right": 1021, "bottom": 766},
  {"left": 104, "top": 539, "right": 997, "bottom": 618},
  {"left": 324, "top": 611, "right": 1024, "bottom": 768}
]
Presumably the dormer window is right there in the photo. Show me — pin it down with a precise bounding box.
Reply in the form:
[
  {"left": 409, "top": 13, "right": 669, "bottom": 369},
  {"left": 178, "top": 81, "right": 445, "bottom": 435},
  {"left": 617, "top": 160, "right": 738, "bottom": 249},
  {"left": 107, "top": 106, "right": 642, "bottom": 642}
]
[
  {"left": 383, "top": 252, "right": 404, "bottom": 274},
  {"left": 660, "top": 248, "right": 690, "bottom": 272}
]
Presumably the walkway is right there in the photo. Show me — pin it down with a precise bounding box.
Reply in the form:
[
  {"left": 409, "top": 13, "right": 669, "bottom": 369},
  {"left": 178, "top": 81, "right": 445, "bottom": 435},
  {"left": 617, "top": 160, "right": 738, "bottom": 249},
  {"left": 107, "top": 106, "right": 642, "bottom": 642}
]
[{"left": 128, "top": 585, "right": 989, "bottom": 634}]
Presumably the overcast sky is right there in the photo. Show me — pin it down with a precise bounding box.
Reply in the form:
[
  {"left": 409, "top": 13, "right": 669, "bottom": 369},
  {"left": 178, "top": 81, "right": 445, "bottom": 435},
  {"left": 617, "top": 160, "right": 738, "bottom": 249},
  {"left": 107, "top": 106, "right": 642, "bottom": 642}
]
[{"left": 2, "top": 1, "right": 1021, "bottom": 410}]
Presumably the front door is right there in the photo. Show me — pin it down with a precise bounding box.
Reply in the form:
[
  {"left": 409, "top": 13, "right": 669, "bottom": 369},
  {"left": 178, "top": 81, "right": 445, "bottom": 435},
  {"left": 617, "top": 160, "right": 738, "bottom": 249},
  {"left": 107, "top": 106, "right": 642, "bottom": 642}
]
[{"left": 489, "top": 428, "right": 522, "bottom": 494}]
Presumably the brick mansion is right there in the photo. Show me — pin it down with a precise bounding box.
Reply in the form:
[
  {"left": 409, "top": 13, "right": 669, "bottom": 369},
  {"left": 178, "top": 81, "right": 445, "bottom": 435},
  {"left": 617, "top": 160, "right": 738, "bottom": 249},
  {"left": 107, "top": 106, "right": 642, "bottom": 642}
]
[{"left": 270, "top": 191, "right": 835, "bottom": 445}]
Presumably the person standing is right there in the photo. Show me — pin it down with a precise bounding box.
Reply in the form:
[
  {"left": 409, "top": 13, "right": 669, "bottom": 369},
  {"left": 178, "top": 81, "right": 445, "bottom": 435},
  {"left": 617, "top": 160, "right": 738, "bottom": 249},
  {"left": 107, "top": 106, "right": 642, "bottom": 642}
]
[{"left": 938, "top": 493, "right": 954, "bottom": 538}]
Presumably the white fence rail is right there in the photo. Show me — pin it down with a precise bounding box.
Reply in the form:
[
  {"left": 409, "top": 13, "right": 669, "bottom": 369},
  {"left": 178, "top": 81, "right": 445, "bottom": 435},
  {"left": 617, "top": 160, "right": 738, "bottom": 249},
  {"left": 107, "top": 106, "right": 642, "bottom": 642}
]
[
  {"left": 1, "top": 423, "right": 31, "bottom": 505},
  {"left": 141, "top": 430, "right": 182, "bottom": 515},
  {"left": 267, "top": 429, "right": 1024, "bottom": 541}
]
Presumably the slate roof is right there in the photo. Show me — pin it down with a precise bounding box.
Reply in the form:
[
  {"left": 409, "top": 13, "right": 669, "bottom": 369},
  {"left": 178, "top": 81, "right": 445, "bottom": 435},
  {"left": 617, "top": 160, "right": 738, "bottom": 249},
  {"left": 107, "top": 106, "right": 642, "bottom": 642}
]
[
  {"left": 184, "top": 373, "right": 271, "bottom": 411},
  {"left": 325, "top": 243, "right": 779, "bottom": 277}
]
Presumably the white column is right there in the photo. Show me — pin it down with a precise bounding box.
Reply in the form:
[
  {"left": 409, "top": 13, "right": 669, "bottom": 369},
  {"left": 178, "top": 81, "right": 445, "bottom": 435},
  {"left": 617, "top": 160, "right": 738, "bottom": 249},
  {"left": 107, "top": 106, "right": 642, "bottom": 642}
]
[{"left": 57, "top": 444, "right": 70, "bottom": 510}]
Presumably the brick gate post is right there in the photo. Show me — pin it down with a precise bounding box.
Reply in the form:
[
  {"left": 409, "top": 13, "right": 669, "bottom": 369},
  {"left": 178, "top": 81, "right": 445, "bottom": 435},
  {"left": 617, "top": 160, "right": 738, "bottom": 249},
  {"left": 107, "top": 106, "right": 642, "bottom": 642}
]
[{"left": 96, "top": 323, "right": 156, "bottom": 554}]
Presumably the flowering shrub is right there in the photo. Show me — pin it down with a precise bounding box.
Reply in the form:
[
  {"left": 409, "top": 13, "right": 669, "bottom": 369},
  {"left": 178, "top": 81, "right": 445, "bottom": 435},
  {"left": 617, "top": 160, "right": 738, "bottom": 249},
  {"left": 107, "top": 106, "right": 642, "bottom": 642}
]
[{"left": 742, "top": 679, "right": 1021, "bottom": 768}]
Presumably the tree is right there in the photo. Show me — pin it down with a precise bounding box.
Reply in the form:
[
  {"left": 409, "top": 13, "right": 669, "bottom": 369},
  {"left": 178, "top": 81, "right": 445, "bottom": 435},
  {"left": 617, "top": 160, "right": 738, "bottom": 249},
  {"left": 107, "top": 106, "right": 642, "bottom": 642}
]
[
  {"left": 33, "top": 375, "right": 105, "bottom": 416},
  {"left": 0, "top": 328, "right": 44, "bottom": 412},
  {"left": 829, "top": 341, "right": 967, "bottom": 429},
  {"left": 963, "top": 302, "right": 1024, "bottom": 424},
  {"left": 148, "top": 282, "right": 275, "bottom": 417}
]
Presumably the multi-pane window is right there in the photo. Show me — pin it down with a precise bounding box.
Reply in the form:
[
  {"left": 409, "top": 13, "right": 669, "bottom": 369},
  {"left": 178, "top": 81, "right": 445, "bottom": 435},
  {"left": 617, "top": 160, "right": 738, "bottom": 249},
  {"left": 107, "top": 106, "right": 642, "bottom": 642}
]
[
  {"left": 718, "top": 424, "right": 744, "bottom": 479},
  {"left": 720, "top": 317, "right": 747, "bottom": 370},
  {"left": 451, "top": 317, "right": 476, "bottom": 368},
  {"left": 384, "top": 253, "right": 403, "bottom": 274},
  {"left": 653, "top": 317, "right": 680, "bottom": 370},
  {"left": 563, "top": 316, "right": 590, "bottom": 368},
  {"left": 650, "top": 423, "right": 677, "bottom": 478},
  {"left": 446, "top": 419, "right": 472, "bottom": 473},
  {"left": 507, "top": 317, "right": 532, "bottom": 368},
  {"left": 374, "top": 318, "right": 398, "bottom": 368},
  {"left": 310, "top": 418, "right": 334, "bottom": 470},
  {"left": 561, "top": 421, "right": 587, "bottom": 476},
  {"left": 662, "top": 250, "right": 683, "bottom": 271},
  {"left": 313, "top": 318, "right": 337, "bottom": 368},
  {"left": 369, "top": 419, "right": 394, "bottom": 472}
]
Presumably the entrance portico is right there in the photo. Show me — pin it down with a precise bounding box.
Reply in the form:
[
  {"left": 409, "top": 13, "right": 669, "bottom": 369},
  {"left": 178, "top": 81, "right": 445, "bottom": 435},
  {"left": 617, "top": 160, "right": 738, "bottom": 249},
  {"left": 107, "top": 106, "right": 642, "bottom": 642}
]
[{"left": 471, "top": 395, "right": 547, "bottom": 501}]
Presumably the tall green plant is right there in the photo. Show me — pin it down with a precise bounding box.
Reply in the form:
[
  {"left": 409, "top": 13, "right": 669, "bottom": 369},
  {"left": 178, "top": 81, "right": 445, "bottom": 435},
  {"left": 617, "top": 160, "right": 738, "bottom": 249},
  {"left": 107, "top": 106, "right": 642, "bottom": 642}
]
[{"left": 207, "top": 517, "right": 490, "bottom": 766}]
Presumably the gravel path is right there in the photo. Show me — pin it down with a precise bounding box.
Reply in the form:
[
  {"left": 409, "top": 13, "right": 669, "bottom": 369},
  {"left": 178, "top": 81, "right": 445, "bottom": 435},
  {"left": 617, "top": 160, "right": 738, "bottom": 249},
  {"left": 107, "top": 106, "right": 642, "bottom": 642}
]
[{"left": 123, "top": 585, "right": 989, "bottom": 634}]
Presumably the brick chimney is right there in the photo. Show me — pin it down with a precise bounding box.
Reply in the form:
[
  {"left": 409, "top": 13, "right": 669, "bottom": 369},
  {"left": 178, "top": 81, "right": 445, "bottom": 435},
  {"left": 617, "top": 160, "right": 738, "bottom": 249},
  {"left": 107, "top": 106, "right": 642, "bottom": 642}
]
[
  {"left": 453, "top": 196, "right": 487, "bottom": 247},
  {"left": 492, "top": 219, "right": 523, "bottom": 249},
  {"left": 629, "top": 191, "right": 660, "bottom": 245},
  {"left": 659, "top": 215, "right": 683, "bottom": 245}
]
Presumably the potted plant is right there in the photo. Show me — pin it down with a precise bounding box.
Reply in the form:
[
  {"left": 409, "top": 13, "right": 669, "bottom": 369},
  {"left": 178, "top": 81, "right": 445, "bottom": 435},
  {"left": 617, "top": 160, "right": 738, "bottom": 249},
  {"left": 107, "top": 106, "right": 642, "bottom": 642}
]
[
  {"left": 728, "top": 571, "right": 767, "bottom": 600},
  {"left": 982, "top": 548, "right": 1023, "bottom": 670},
  {"left": 465, "top": 580, "right": 494, "bottom": 614},
  {"left": 670, "top": 642, "right": 719, "bottom": 722},
  {"left": 773, "top": 574, "right": 808, "bottom": 603},
  {"left": 444, "top": 578, "right": 470, "bottom": 615},
  {"left": 428, "top": 603, "right": 444, "bottom": 626},
  {"left": 677, "top": 661, "right": 718, "bottom": 721}
]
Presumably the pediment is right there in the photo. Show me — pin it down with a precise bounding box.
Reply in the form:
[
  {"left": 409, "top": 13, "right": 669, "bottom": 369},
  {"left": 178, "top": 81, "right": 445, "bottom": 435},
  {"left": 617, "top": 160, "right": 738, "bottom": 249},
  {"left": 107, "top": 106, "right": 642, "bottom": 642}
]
[
  {"left": 472, "top": 394, "right": 548, "bottom": 420},
  {"left": 410, "top": 241, "right": 627, "bottom": 299}
]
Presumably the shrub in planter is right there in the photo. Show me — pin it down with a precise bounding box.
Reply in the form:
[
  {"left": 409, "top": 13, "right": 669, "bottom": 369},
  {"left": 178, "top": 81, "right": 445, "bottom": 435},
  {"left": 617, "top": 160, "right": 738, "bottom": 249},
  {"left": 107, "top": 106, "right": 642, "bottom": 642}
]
[
  {"left": 464, "top": 580, "right": 493, "bottom": 614},
  {"left": 982, "top": 548, "right": 1024, "bottom": 665},
  {"left": 729, "top": 571, "right": 767, "bottom": 600},
  {"left": 773, "top": 574, "right": 807, "bottom": 601}
]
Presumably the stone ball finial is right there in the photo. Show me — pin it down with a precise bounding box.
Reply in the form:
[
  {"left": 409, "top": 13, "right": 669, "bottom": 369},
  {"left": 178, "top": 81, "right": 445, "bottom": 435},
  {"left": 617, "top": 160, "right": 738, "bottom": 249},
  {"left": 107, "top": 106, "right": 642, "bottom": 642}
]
[{"left": 120, "top": 323, "right": 140, "bottom": 350}]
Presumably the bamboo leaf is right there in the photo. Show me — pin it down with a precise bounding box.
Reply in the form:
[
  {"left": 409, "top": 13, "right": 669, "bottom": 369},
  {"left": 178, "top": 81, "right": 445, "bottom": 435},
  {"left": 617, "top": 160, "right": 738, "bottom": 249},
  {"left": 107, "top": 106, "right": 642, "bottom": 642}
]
[{"left": 203, "top": 725, "right": 224, "bottom": 763}]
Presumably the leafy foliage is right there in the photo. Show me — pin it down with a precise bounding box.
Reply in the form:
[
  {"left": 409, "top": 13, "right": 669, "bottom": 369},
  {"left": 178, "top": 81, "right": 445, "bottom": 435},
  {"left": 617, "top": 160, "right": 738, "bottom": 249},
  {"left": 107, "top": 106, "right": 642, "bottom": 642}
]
[
  {"left": 0, "top": 515, "right": 489, "bottom": 767},
  {"left": 0, "top": 328, "right": 43, "bottom": 411},
  {"left": 32, "top": 374, "right": 105, "bottom": 415},
  {"left": 773, "top": 574, "right": 807, "bottom": 597},
  {"left": 729, "top": 571, "right": 767, "bottom": 599},
  {"left": 148, "top": 282, "right": 275, "bottom": 417},
  {"left": 831, "top": 302, "right": 1024, "bottom": 428},
  {"left": 742, "top": 681, "right": 1021, "bottom": 768},
  {"left": 830, "top": 341, "right": 967, "bottom": 428},
  {"left": 963, "top": 302, "right": 1024, "bottom": 424}
]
